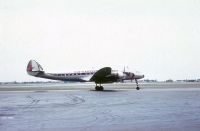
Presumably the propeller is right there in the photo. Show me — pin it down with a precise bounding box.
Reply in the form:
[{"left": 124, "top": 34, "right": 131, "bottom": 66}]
[
  {"left": 130, "top": 73, "right": 135, "bottom": 82},
  {"left": 123, "top": 66, "right": 135, "bottom": 82}
]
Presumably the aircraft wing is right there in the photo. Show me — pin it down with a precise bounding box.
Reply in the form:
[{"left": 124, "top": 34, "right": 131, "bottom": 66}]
[{"left": 90, "top": 67, "right": 119, "bottom": 84}]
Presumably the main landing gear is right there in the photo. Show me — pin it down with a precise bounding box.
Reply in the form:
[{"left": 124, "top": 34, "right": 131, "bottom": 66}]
[
  {"left": 95, "top": 83, "right": 104, "bottom": 91},
  {"left": 135, "top": 79, "right": 140, "bottom": 90}
]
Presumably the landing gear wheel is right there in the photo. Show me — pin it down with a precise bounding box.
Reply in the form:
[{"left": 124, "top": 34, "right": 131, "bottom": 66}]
[
  {"left": 95, "top": 86, "right": 104, "bottom": 91},
  {"left": 136, "top": 87, "right": 140, "bottom": 90},
  {"left": 99, "top": 86, "right": 104, "bottom": 91},
  {"left": 95, "top": 86, "right": 99, "bottom": 91}
]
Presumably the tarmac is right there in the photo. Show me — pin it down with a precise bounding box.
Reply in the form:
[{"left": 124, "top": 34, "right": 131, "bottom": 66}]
[{"left": 0, "top": 82, "right": 200, "bottom": 131}]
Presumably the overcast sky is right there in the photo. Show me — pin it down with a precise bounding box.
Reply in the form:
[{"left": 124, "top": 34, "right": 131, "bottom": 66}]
[{"left": 0, "top": 0, "right": 200, "bottom": 82}]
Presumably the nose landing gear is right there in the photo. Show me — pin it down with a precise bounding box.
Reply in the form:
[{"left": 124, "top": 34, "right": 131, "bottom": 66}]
[{"left": 135, "top": 79, "right": 140, "bottom": 90}]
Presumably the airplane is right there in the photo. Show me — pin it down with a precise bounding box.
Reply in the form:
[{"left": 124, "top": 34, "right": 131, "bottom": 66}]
[{"left": 27, "top": 60, "right": 144, "bottom": 91}]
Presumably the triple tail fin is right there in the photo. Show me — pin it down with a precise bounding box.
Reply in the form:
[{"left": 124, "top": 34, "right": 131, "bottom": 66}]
[{"left": 27, "top": 60, "right": 44, "bottom": 76}]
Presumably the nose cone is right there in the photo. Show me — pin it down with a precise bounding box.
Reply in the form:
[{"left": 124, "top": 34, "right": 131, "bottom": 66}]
[
  {"left": 133, "top": 74, "right": 145, "bottom": 79},
  {"left": 138, "top": 74, "right": 145, "bottom": 79}
]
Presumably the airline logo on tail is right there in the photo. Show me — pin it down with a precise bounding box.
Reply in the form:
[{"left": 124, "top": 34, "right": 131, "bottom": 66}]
[
  {"left": 27, "top": 63, "right": 32, "bottom": 72},
  {"left": 27, "top": 60, "right": 43, "bottom": 76}
]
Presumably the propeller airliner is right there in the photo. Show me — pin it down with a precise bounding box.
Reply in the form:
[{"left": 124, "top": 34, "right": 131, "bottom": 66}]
[{"left": 27, "top": 60, "right": 144, "bottom": 91}]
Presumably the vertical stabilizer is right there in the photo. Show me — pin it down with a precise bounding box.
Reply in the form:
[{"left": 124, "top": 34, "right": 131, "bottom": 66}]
[{"left": 27, "top": 60, "right": 44, "bottom": 76}]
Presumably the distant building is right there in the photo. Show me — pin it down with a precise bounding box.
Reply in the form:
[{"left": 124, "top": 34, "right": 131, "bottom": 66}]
[
  {"left": 186, "top": 79, "right": 196, "bottom": 82},
  {"left": 144, "top": 79, "right": 157, "bottom": 82},
  {"left": 166, "top": 79, "right": 173, "bottom": 82},
  {"left": 176, "top": 80, "right": 184, "bottom": 82}
]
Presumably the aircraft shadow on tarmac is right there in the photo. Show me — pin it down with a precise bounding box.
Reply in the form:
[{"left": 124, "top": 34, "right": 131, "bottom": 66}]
[{"left": 90, "top": 89, "right": 122, "bottom": 92}]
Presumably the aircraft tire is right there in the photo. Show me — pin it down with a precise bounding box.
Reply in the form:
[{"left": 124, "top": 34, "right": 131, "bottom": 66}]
[
  {"left": 95, "top": 86, "right": 104, "bottom": 91},
  {"left": 99, "top": 86, "right": 104, "bottom": 91},
  {"left": 136, "top": 87, "right": 140, "bottom": 90},
  {"left": 95, "top": 86, "right": 98, "bottom": 91}
]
